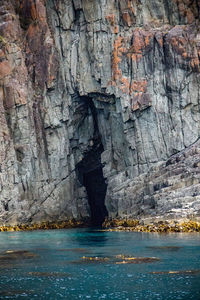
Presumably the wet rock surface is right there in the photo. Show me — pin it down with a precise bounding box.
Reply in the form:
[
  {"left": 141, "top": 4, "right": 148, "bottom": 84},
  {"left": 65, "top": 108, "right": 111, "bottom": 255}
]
[
  {"left": 103, "top": 219, "right": 200, "bottom": 232},
  {"left": 0, "top": 0, "right": 200, "bottom": 225},
  {"left": 0, "top": 219, "right": 89, "bottom": 231}
]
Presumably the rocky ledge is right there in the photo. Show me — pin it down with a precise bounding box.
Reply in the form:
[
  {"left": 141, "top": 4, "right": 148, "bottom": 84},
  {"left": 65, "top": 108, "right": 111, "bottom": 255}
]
[
  {"left": 102, "top": 218, "right": 200, "bottom": 233},
  {"left": 1, "top": 218, "right": 200, "bottom": 233},
  {"left": 0, "top": 219, "right": 89, "bottom": 232}
]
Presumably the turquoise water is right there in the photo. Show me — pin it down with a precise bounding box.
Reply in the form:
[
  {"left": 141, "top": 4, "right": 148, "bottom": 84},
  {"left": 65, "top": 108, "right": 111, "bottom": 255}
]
[{"left": 0, "top": 228, "right": 200, "bottom": 299}]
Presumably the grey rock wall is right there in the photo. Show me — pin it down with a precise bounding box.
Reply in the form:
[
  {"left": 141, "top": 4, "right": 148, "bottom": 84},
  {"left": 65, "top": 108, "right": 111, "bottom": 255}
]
[{"left": 0, "top": 0, "right": 200, "bottom": 224}]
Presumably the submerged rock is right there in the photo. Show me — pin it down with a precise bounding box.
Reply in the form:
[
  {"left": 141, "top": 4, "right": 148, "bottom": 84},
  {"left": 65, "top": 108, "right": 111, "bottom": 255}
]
[
  {"left": 0, "top": 250, "right": 38, "bottom": 261},
  {"left": 72, "top": 254, "right": 160, "bottom": 265},
  {"left": 115, "top": 257, "right": 160, "bottom": 264},
  {"left": 57, "top": 248, "right": 91, "bottom": 253},
  {"left": 0, "top": 290, "right": 35, "bottom": 297},
  {"left": 71, "top": 256, "right": 110, "bottom": 265},
  {"left": 28, "top": 272, "right": 70, "bottom": 278},
  {"left": 146, "top": 246, "right": 182, "bottom": 251},
  {"left": 150, "top": 270, "right": 200, "bottom": 275},
  {"left": 82, "top": 256, "right": 109, "bottom": 262}
]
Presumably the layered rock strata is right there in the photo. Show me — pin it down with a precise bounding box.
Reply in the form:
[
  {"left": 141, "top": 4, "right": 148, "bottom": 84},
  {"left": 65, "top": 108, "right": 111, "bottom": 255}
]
[{"left": 0, "top": 0, "right": 200, "bottom": 225}]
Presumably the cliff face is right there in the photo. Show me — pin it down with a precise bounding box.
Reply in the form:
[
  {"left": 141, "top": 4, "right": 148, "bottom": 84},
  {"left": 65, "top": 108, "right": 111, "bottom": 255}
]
[{"left": 0, "top": 0, "right": 200, "bottom": 225}]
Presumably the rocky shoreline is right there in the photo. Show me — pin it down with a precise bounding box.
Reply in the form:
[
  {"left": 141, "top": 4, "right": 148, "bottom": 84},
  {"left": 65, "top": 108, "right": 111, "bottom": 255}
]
[
  {"left": 0, "top": 219, "right": 90, "bottom": 232},
  {"left": 0, "top": 218, "right": 200, "bottom": 233},
  {"left": 102, "top": 218, "right": 200, "bottom": 233}
]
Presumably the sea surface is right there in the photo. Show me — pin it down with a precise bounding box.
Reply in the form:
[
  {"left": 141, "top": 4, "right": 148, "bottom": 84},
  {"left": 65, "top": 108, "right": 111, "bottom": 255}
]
[{"left": 0, "top": 228, "right": 200, "bottom": 299}]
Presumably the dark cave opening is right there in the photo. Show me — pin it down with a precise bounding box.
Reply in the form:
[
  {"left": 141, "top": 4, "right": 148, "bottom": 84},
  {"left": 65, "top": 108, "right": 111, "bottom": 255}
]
[
  {"left": 75, "top": 97, "right": 108, "bottom": 226},
  {"left": 76, "top": 145, "right": 108, "bottom": 227},
  {"left": 84, "top": 165, "right": 108, "bottom": 226}
]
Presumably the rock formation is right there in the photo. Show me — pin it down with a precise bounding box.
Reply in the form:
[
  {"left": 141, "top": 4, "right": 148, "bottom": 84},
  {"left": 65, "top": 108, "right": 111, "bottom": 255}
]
[{"left": 0, "top": 0, "right": 200, "bottom": 225}]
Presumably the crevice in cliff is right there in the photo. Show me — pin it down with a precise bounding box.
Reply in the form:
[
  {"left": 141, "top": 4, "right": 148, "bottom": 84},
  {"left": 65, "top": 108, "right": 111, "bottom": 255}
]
[
  {"left": 75, "top": 97, "right": 108, "bottom": 226},
  {"left": 79, "top": 156, "right": 108, "bottom": 226}
]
